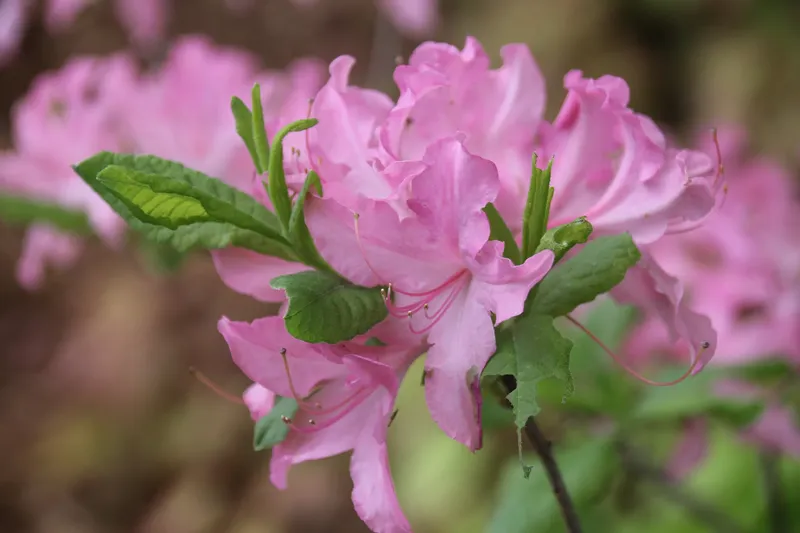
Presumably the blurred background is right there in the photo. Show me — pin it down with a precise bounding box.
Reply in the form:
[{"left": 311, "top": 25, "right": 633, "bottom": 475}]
[{"left": 1, "top": 0, "right": 800, "bottom": 532}]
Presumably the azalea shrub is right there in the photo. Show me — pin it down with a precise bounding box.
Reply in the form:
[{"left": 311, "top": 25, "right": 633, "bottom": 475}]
[{"left": 2, "top": 33, "right": 800, "bottom": 533}]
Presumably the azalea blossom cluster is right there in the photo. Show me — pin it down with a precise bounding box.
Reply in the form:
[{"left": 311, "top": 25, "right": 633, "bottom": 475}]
[
  {"left": 1, "top": 33, "right": 728, "bottom": 532},
  {"left": 0, "top": 0, "right": 437, "bottom": 67},
  {"left": 202, "top": 38, "right": 723, "bottom": 531},
  {"left": 626, "top": 127, "right": 800, "bottom": 470}
]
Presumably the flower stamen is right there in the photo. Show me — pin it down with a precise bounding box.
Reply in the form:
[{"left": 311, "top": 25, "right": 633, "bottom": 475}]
[{"left": 565, "top": 314, "right": 710, "bottom": 386}]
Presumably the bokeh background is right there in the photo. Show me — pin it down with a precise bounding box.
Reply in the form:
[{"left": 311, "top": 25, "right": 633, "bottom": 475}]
[{"left": 1, "top": 1, "right": 800, "bottom": 532}]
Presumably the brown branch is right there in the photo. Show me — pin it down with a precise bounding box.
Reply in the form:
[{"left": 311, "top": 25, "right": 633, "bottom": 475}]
[{"left": 502, "top": 376, "right": 583, "bottom": 533}]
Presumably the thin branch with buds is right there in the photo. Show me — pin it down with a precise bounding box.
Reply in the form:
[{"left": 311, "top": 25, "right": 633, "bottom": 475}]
[{"left": 502, "top": 375, "right": 583, "bottom": 533}]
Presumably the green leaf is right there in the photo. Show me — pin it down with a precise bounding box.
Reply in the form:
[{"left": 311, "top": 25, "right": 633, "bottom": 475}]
[
  {"left": 535, "top": 216, "right": 593, "bottom": 263},
  {"left": 484, "top": 314, "right": 573, "bottom": 475},
  {"left": 231, "top": 96, "right": 263, "bottom": 174},
  {"left": 270, "top": 270, "right": 388, "bottom": 343},
  {"left": 484, "top": 202, "right": 521, "bottom": 264},
  {"left": 0, "top": 194, "right": 92, "bottom": 235},
  {"left": 267, "top": 118, "right": 319, "bottom": 233},
  {"left": 521, "top": 154, "right": 554, "bottom": 259},
  {"left": 250, "top": 84, "right": 270, "bottom": 174},
  {"left": 488, "top": 437, "right": 618, "bottom": 533},
  {"left": 632, "top": 370, "right": 765, "bottom": 427},
  {"left": 253, "top": 396, "right": 299, "bottom": 451},
  {"left": 532, "top": 233, "right": 641, "bottom": 317},
  {"left": 287, "top": 170, "right": 330, "bottom": 271},
  {"left": 73, "top": 152, "right": 296, "bottom": 260}
]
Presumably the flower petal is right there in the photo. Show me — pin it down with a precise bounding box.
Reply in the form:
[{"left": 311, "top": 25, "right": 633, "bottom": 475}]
[
  {"left": 424, "top": 284, "right": 495, "bottom": 450},
  {"left": 218, "top": 315, "right": 343, "bottom": 397},
  {"left": 211, "top": 248, "right": 306, "bottom": 302}
]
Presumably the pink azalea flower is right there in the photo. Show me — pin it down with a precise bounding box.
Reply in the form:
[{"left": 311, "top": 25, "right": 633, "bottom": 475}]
[
  {"left": 626, "top": 127, "right": 800, "bottom": 366},
  {"left": 289, "top": 0, "right": 438, "bottom": 37},
  {"left": 0, "top": 0, "right": 30, "bottom": 67},
  {"left": 624, "top": 127, "right": 800, "bottom": 458},
  {"left": 219, "top": 315, "right": 423, "bottom": 533},
  {"left": 541, "top": 71, "right": 720, "bottom": 244},
  {"left": 379, "top": 38, "right": 546, "bottom": 227},
  {"left": 306, "top": 138, "right": 555, "bottom": 450},
  {"left": 0, "top": 53, "right": 139, "bottom": 288}
]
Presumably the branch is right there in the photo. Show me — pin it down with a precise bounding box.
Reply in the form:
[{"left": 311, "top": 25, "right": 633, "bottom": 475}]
[
  {"left": 619, "top": 443, "right": 747, "bottom": 533},
  {"left": 502, "top": 376, "right": 583, "bottom": 533},
  {"left": 761, "top": 450, "right": 787, "bottom": 533}
]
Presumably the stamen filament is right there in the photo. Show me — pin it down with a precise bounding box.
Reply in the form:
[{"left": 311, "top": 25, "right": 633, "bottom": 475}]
[
  {"left": 564, "top": 315, "right": 708, "bottom": 387},
  {"left": 288, "top": 389, "right": 372, "bottom": 434},
  {"left": 189, "top": 367, "right": 245, "bottom": 405}
]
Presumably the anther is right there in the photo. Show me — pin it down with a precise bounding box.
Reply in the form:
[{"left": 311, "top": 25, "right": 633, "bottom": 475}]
[
  {"left": 281, "top": 415, "right": 292, "bottom": 424},
  {"left": 423, "top": 304, "right": 429, "bottom": 310},
  {"left": 308, "top": 418, "right": 317, "bottom": 425},
  {"left": 280, "top": 348, "right": 287, "bottom": 355},
  {"left": 701, "top": 341, "right": 710, "bottom": 349},
  {"left": 407, "top": 311, "right": 413, "bottom": 318}
]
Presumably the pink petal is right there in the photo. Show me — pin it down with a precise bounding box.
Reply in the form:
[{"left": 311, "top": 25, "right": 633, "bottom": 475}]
[
  {"left": 45, "top": 0, "right": 89, "bottom": 31},
  {"left": 16, "top": 225, "right": 83, "bottom": 290},
  {"left": 350, "top": 413, "right": 413, "bottom": 533},
  {"left": 243, "top": 383, "right": 275, "bottom": 421},
  {"left": 307, "top": 56, "right": 394, "bottom": 209},
  {"left": 612, "top": 249, "right": 717, "bottom": 373},
  {"left": 270, "top": 388, "right": 383, "bottom": 489},
  {"left": 424, "top": 284, "right": 496, "bottom": 450},
  {"left": 410, "top": 138, "right": 499, "bottom": 259},
  {"left": 468, "top": 243, "right": 554, "bottom": 324},
  {"left": 114, "top": 0, "right": 168, "bottom": 48},
  {"left": 0, "top": 0, "right": 28, "bottom": 66},
  {"left": 378, "top": 0, "right": 437, "bottom": 37},
  {"left": 217, "top": 315, "right": 344, "bottom": 398},
  {"left": 667, "top": 418, "right": 709, "bottom": 480},
  {"left": 211, "top": 248, "right": 307, "bottom": 302}
]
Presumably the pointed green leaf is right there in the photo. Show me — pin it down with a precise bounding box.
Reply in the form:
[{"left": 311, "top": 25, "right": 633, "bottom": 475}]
[
  {"left": 0, "top": 194, "right": 92, "bottom": 235},
  {"left": 253, "top": 396, "right": 299, "bottom": 451},
  {"left": 231, "top": 96, "right": 263, "bottom": 174},
  {"left": 73, "top": 152, "right": 296, "bottom": 260},
  {"left": 271, "top": 270, "right": 388, "bottom": 344},
  {"left": 267, "top": 118, "right": 319, "bottom": 233},
  {"left": 484, "top": 202, "right": 521, "bottom": 264},
  {"left": 532, "top": 233, "right": 641, "bottom": 317},
  {"left": 534, "top": 216, "right": 593, "bottom": 263},
  {"left": 521, "top": 154, "right": 554, "bottom": 259},
  {"left": 288, "top": 170, "right": 331, "bottom": 271},
  {"left": 250, "top": 84, "right": 270, "bottom": 174},
  {"left": 484, "top": 313, "right": 573, "bottom": 475}
]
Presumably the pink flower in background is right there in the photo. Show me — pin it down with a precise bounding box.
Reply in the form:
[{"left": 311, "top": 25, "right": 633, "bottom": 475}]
[
  {"left": 219, "top": 315, "right": 423, "bottom": 533},
  {"left": 46, "top": 0, "right": 167, "bottom": 47},
  {"left": 307, "top": 138, "right": 554, "bottom": 450},
  {"left": 624, "top": 127, "right": 800, "bottom": 461},
  {"left": 626, "top": 127, "right": 800, "bottom": 366},
  {"left": 125, "top": 36, "right": 261, "bottom": 185},
  {"left": 0, "top": 53, "right": 138, "bottom": 288},
  {"left": 0, "top": 0, "right": 29, "bottom": 67},
  {"left": 291, "top": 0, "right": 438, "bottom": 36}
]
